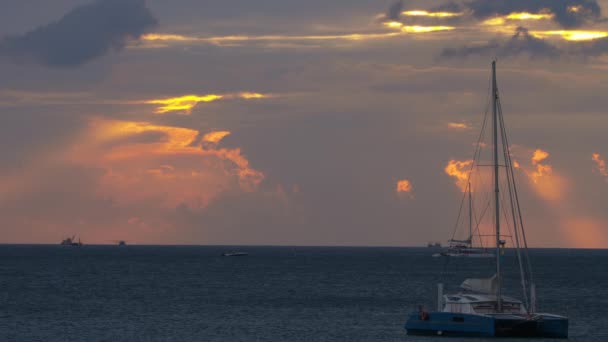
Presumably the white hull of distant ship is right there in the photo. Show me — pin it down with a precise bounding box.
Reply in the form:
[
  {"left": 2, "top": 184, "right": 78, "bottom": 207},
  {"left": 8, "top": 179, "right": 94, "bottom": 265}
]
[{"left": 405, "top": 61, "right": 568, "bottom": 338}]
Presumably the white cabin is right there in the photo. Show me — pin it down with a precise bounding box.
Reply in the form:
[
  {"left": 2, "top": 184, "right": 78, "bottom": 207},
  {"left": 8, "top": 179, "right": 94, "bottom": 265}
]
[{"left": 442, "top": 293, "right": 527, "bottom": 315}]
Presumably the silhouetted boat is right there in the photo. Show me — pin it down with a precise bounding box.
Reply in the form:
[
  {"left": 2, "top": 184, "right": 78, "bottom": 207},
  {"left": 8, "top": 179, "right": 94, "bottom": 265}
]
[
  {"left": 433, "top": 183, "right": 493, "bottom": 258},
  {"left": 405, "top": 61, "right": 568, "bottom": 338},
  {"left": 60, "top": 235, "right": 83, "bottom": 246}
]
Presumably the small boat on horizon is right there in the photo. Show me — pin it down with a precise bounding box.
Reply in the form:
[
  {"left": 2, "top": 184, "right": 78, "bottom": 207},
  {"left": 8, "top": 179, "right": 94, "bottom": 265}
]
[
  {"left": 432, "top": 182, "right": 493, "bottom": 258},
  {"left": 221, "top": 251, "right": 248, "bottom": 257},
  {"left": 60, "top": 235, "right": 83, "bottom": 246}
]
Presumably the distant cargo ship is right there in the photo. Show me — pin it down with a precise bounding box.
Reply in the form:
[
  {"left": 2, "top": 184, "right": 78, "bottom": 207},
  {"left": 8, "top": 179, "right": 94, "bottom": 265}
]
[{"left": 60, "top": 235, "right": 83, "bottom": 246}]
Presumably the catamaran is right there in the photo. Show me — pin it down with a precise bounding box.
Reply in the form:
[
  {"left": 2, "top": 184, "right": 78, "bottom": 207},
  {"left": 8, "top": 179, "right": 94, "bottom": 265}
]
[{"left": 406, "top": 61, "right": 568, "bottom": 338}]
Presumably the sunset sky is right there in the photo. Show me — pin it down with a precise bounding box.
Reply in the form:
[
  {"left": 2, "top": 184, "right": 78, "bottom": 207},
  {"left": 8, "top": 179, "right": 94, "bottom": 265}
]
[{"left": 1, "top": 0, "right": 608, "bottom": 247}]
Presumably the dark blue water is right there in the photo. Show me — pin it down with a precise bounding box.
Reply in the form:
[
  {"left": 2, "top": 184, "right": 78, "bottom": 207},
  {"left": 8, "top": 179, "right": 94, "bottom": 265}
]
[{"left": 0, "top": 246, "right": 605, "bottom": 341}]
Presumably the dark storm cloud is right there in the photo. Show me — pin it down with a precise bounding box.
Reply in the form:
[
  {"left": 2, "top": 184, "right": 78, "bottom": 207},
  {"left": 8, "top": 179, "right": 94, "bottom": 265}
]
[
  {"left": 0, "top": 0, "right": 157, "bottom": 68},
  {"left": 579, "top": 37, "right": 608, "bottom": 56},
  {"left": 385, "top": 0, "right": 403, "bottom": 21},
  {"left": 441, "top": 27, "right": 560, "bottom": 59},
  {"left": 463, "top": 0, "right": 602, "bottom": 28}
]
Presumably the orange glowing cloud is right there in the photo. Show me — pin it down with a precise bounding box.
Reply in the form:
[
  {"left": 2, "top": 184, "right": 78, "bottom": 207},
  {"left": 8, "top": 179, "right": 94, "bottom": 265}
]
[
  {"left": 72, "top": 119, "right": 264, "bottom": 208},
  {"left": 203, "top": 131, "right": 231, "bottom": 144},
  {"left": 521, "top": 148, "right": 566, "bottom": 202},
  {"left": 445, "top": 159, "right": 473, "bottom": 192},
  {"left": 529, "top": 149, "right": 552, "bottom": 183},
  {"left": 396, "top": 179, "right": 413, "bottom": 196},
  {"left": 513, "top": 160, "right": 521, "bottom": 169},
  {"left": 592, "top": 153, "right": 608, "bottom": 178}
]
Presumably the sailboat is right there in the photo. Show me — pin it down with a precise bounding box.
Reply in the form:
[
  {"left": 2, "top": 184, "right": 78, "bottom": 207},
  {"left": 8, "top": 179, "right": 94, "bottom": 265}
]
[
  {"left": 405, "top": 61, "right": 568, "bottom": 338},
  {"left": 434, "top": 182, "right": 493, "bottom": 258}
]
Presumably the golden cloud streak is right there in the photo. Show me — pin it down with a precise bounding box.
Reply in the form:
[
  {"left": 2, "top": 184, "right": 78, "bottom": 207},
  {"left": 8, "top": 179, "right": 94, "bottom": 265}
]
[
  {"left": 447, "top": 122, "right": 470, "bottom": 129},
  {"left": 401, "top": 25, "right": 455, "bottom": 33},
  {"left": 383, "top": 21, "right": 404, "bottom": 29},
  {"left": 531, "top": 30, "right": 608, "bottom": 41},
  {"left": 445, "top": 160, "right": 473, "bottom": 192},
  {"left": 140, "top": 33, "right": 198, "bottom": 41},
  {"left": 382, "top": 22, "right": 455, "bottom": 33},
  {"left": 481, "top": 17, "right": 506, "bottom": 26},
  {"left": 143, "top": 92, "right": 270, "bottom": 114},
  {"left": 482, "top": 12, "right": 553, "bottom": 26},
  {"left": 506, "top": 12, "right": 554, "bottom": 20},
  {"left": 145, "top": 94, "right": 224, "bottom": 114},
  {"left": 141, "top": 32, "right": 404, "bottom": 45},
  {"left": 401, "top": 10, "right": 463, "bottom": 18},
  {"left": 592, "top": 153, "right": 608, "bottom": 177}
]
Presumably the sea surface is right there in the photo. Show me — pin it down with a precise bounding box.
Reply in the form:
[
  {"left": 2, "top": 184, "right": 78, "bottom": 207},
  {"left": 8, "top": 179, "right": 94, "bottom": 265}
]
[{"left": 0, "top": 246, "right": 606, "bottom": 342}]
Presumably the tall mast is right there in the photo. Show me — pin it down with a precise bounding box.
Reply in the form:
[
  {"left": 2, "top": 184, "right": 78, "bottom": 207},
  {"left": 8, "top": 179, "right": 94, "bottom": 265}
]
[
  {"left": 468, "top": 181, "right": 472, "bottom": 245},
  {"left": 492, "top": 60, "right": 502, "bottom": 311}
]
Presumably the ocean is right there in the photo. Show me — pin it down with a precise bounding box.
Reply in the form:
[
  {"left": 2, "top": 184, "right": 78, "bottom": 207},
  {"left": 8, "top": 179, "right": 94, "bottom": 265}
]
[{"left": 0, "top": 246, "right": 605, "bottom": 341}]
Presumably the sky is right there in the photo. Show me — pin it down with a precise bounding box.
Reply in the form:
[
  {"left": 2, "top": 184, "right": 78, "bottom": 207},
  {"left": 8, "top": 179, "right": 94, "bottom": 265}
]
[{"left": 1, "top": 0, "right": 608, "bottom": 247}]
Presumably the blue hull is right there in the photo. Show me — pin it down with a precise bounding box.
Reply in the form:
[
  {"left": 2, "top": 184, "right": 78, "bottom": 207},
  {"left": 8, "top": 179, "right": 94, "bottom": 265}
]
[{"left": 405, "top": 312, "right": 568, "bottom": 338}]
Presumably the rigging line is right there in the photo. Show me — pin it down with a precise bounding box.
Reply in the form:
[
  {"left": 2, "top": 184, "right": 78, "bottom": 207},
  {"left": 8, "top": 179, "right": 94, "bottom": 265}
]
[
  {"left": 497, "top": 95, "right": 533, "bottom": 282},
  {"left": 497, "top": 96, "right": 531, "bottom": 310},
  {"left": 450, "top": 74, "right": 492, "bottom": 242},
  {"left": 474, "top": 199, "right": 492, "bottom": 248},
  {"left": 469, "top": 193, "right": 484, "bottom": 248}
]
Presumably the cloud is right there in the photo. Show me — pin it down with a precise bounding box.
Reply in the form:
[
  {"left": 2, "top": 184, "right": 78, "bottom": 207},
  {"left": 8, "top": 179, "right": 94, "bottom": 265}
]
[
  {"left": 139, "top": 31, "right": 406, "bottom": 49},
  {"left": 396, "top": 179, "right": 413, "bottom": 197},
  {"left": 0, "top": 0, "right": 157, "bottom": 67},
  {"left": 441, "top": 26, "right": 560, "bottom": 58},
  {"left": 529, "top": 149, "right": 553, "bottom": 183},
  {"left": 385, "top": 0, "right": 404, "bottom": 21},
  {"left": 447, "top": 122, "right": 470, "bottom": 129},
  {"left": 463, "top": 0, "right": 602, "bottom": 29},
  {"left": 143, "top": 92, "right": 271, "bottom": 114},
  {"left": 592, "top": 153, "right": 608, "bottom": 178},
  {"left": 444, "top": 159, "right": 473, "bottom": 192},
  {"left": 518, "top": 148, "right": 566, "bottom": 202},
  {"left": 70, "top": 119, "right": 265, "bottom": 208}
]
